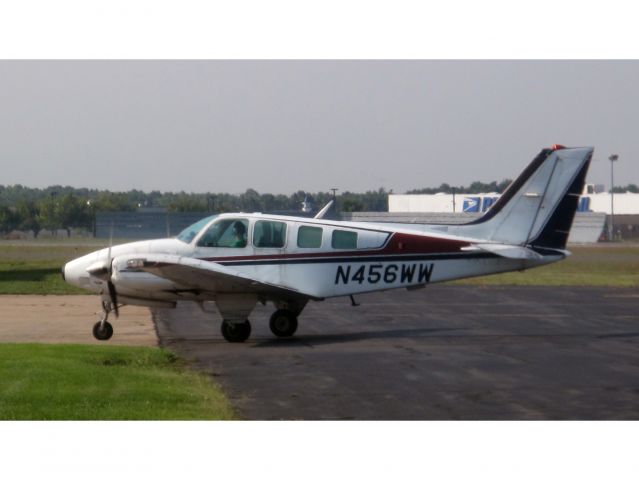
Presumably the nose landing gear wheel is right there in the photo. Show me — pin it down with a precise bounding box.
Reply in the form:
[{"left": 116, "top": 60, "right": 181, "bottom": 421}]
[
  {"left": 93, "top": 321, "right": 114, "bottom": 341},
  {"left": 221, "top": 320, "right": 251, "bottom": 343},
  {"left": 269, "top": 310, "right": 298, "bottom": 338}
]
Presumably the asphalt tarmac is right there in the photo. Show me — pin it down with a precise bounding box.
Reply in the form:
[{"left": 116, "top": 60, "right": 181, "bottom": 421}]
[{"left": 152, "top": 286, "right": 639, "bottom": 420}]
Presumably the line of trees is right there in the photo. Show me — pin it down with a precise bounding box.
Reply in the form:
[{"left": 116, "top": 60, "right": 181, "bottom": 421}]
[
  {"left": 4, "top": 181, "right": 637, "bottom": 236},
  {"left": 0, "top": 194, "right": 92, "bottom": 238},
  {"left": 406, "top": 179, "right": 513, "bottom": 195},
  {"left": 0, "top": 185, "right": 390, "bottom": 236},
  {"left": 612, "top": 184, "right": 639, "bottom": 193}
]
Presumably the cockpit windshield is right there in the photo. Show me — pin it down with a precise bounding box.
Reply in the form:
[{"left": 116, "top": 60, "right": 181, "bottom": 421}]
[{"left": 176, "top": 215, "right": 218, "bottom": 243}]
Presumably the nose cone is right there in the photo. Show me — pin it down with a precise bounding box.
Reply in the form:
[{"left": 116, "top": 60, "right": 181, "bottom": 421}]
[
  {"left": 63, "top": 255, "right": 94, "bottom": 289},
  {"left": 62, "top": 258, "right": 78, "bottom": 287}
]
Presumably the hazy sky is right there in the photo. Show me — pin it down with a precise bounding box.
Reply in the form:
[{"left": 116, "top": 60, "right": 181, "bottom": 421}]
[{"left": 0, "top": 60, "right": 637, "bottom": 194}]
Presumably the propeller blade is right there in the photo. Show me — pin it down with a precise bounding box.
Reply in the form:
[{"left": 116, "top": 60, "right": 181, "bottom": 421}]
[
  {"left": 106, "top": 221, "right": 118, "bottom": 317},
  {"left": 107, "top": 221, "right": 113, "bottom": 270}
]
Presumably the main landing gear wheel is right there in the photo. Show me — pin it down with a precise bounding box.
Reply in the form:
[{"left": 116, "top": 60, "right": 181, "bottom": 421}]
[
  {"left": 93, "top": 321, "right": 114, "bottom": 341},
  {"left": 269, "top": 310, "right": 298, "bottom": 338},
  {"left": 221, "top": 320, "right": 251, "bottom": 343}
]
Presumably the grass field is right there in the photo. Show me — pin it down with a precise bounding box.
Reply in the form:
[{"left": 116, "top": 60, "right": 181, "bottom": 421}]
[
  {"left": 0, "top": 343, "right": 237, "bottom": 420},
  {"left": 0, "top": 242, "right": 107, "bottom": 294},
  {"left": 1, "top": 241, "right": 638, "bottom": 293},
  {"left": 455, "top": 245, "right": 639, "bottom": 287}
]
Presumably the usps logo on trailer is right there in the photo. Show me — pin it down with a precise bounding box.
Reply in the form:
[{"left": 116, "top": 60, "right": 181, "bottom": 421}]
[{"left": 463, "top": 197, "right": 480, "bottom": 212}]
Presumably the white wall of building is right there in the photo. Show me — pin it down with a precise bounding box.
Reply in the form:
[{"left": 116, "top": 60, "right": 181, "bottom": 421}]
[
  {"left": 389, "top": 192, "right": 639, "bottom": 214},
  {"left": 389, "top": 194, "right": 461, "bottom": 213},
  {"left": 587, "top": 193, "right": 639, "bottom": 214}
]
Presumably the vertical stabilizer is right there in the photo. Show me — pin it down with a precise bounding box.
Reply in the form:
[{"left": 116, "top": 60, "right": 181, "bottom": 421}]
[{"left": 451, "top": 146, "right": 593, "bottom": 249}]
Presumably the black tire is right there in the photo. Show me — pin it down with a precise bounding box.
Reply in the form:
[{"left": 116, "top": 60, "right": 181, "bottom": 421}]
[
  {"left": 93, "top": 321, "right": 114, "bottom": 341},
  {"left": 269, "top": 310, "right": 298, "bottom": 338},
  {"left": 221, "top": 320, "right": 251, "bottom": 343}
]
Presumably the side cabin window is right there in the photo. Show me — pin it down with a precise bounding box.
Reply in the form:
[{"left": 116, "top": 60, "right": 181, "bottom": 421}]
[
  {"left": 297, "top": 225, "right": 323, "bottom": 248},
  {"left": 253, "top": 220, "right": 287, "bottom": 248},
  {"left": 197, "top": 218, "right": 249, "bottom": 248},
  {"left": 357, "top": 231, "right": 390, "bottom": 249},
  {"left": 331, "top": 229, "right": 358, "bottom": 249},
  {"left": 330, "top": 229, "right": 389, "bottom": 250}
]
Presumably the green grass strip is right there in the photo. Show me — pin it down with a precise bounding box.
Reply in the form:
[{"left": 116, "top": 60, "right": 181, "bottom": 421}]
[
  {"left": 0, "top": 344, "right": 236, "bottom": 420},
  {"left": 455, "top": 246, "right": 639, "bottom": 287},
  {"left": 0, "top": 261, "right": 87, "bottom": 295}
]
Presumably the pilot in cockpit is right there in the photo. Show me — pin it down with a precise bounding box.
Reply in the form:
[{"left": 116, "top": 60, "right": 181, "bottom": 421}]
[{"left": 230, "top": 221, "right": 247, "bottom": 248}]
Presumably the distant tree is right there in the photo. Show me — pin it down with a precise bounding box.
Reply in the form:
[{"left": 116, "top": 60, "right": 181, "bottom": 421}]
[
  {"left": 36, "top": 196, "right": 60, "bottom": 234},
  {"left": 497, "top": 179, "right": 512, "bottom": 193},
  {"left": 339, "top": 198, "right": 364, "bottom": 212},
  {"left": 286, "top": 191, "right": 307, "bottom": 211},
  {"left": 0, "top": 205, "right": 19, "bottom": 234},
  {"left": 612, "top": 184, "right": 639, "bottom": 193},
  {"left": 407, "top": 183, "right": 459, "bottom": 194},
  {"left": 146, "top": 190, "right": 164, "bottom": 208},
  {"left": 407, "top": 179, "right": 512, "bottom": 195},
  {"left": 261, "top": 193, "right": 277, "bottom": 212},
  {"left": 213, "top": 193, "right": 241, "bottom": 213},
  {"left": 338, "top": 191, "right": 365, "bottom": 213},
  {"left": 359, "top": 188, "right": 388, "bottom": 211},
  {"left": 468, "top": 181, "right": 498, "bottom": 193},
  {"left": 312, "top": 192, "right": 333, "bottom": 210},
  {"left": 57, "top": 194, "right": 91, "bottom": 237},
  {"left": 166, "top": 193, "right": 207, "bottom": 212},
  {"left": 239, "top": 188, "right": 262, "bottom": 212},
  {"left": 93, "top": 192, "right": 136, "bottom": 212},
  {"left": 15, "top": 200, "right": 41, "bottom": 237}
]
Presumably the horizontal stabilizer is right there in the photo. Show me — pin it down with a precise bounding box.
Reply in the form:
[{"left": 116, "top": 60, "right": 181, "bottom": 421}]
[{"left": 461, "top": 243, "right": 544, "bottom": 260}]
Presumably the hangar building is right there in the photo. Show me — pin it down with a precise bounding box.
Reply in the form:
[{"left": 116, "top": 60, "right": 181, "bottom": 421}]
[{"left": 385, "top": 184, "right": 639, "bottom": 242}]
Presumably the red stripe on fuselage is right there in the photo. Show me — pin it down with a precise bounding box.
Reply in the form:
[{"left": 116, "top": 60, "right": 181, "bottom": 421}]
[
  {"left": 385, "top": 232, "right": 469, "bottom": 254},
  {"left": 200, "top": 232, "right": 470, "bottom": 262}
]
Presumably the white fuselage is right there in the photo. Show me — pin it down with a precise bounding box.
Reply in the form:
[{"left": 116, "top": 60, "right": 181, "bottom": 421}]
[{"left": 63, "top": 213, "right": 562, "bottom": 306}]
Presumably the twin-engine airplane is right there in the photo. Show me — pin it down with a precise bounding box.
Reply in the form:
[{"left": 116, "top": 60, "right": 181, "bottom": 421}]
[{"left": 63, "top": 145, "right": 593, "bottom": 343}]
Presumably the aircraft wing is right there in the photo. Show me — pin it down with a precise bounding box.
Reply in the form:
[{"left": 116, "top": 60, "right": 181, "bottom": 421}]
[{"left": 122, "top": 254, "right": 320, "bottom": 300}]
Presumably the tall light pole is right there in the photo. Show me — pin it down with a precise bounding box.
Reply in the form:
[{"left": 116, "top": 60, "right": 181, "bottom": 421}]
[
  {"left": 609, "top": 154, "right": 619, "bottom": 241},
  {"left": 451, "top": 187, "right": 456, "bottom": 213},
  {"left": 86, "top": 200, "right": 96, "bottom": 238},
  {"left": 330, "top": 188, "right": 338, "bottom": 209}
]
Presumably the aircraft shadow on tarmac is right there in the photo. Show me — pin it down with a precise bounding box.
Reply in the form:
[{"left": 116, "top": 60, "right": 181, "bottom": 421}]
[
  {"left": 250, "top": 326, "right": 468, "bottom": 348},
  {"left": 596, "top": 331, "right": 639, "bottom": 339},
  {"left": 157, "top": 326, "right": 469, "bottom": 348}
]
